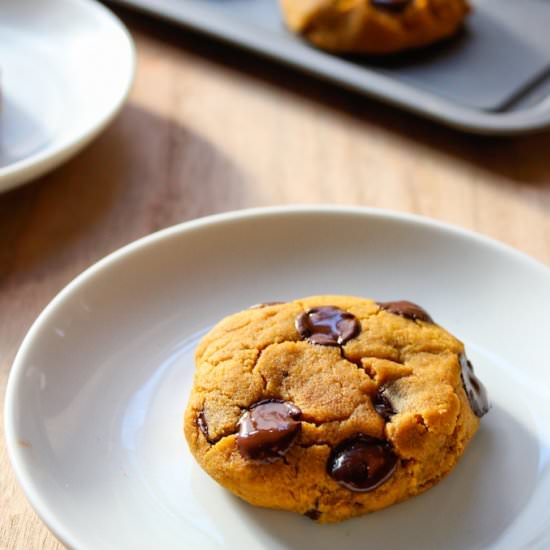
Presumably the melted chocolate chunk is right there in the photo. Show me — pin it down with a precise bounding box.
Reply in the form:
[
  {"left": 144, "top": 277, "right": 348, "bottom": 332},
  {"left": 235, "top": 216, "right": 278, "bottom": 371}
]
[
  {"left": 371, "top": 0, "right": 412, "bottom": 12},
  {"left": 378, "top": 300, "right": 434, "bottom": 323},
  {"left": 373, "top": 389, "right": 396, "bottom": 421},
  {"left": 249, "top": 301, "right": 285, "bottom": 309},
  {"left": 328, "top": 435, "right": 397, "bottom": 492},
  {"left": 296, "top": 306, "right": 360, "bottom": 346},
  {"left": 237, "top": 399, "right": 302, "bottom": 462},
  {"left": 304, "top": 509, "right": 321, "bottom": 521},
  {"left": 197, "top": 411, "right": 209, "bottom": 439},
  {"left": 459, "top": 354, "right": 489, "bottom": 418}
]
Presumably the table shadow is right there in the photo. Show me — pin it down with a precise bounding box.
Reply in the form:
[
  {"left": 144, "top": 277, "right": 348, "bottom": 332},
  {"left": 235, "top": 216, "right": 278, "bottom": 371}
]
[{"left": 0, "top": 103, "right": 250, "bottom": 288}]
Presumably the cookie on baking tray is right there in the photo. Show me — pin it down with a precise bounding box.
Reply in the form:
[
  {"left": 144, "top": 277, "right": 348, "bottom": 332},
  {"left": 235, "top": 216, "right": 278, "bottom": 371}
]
[
  {"left": 279, "top": 0, "right": 470, "bottom": 54},
  {"left": 184, "top": 295, "right": 488, "bottom": 523}
]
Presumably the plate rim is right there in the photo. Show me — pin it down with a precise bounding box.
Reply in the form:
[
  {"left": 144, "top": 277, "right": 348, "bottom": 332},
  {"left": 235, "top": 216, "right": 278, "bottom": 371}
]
[
  {"left": 0, "top": 0, "right": 136, "bottom": 194},
  {"left": 4, "top": 204, "right": 550, "bottom": 548}
]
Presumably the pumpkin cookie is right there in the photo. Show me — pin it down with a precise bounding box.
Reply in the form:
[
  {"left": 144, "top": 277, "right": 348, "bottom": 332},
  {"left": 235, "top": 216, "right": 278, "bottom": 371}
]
[
  {"left": 184, "top": 295, "right": 488, "bottom": 523},
  {"left": 280, "top": 0, "right": 470, "bottom": 54}
]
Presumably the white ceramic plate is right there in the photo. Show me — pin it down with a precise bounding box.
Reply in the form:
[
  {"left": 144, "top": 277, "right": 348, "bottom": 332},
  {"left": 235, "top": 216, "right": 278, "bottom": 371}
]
[
  {"left": 0, "top": 0, "right": 135, "bottom": 193},
  {"left": 5, "top": 206, "right": 550, "bottom": 550}
]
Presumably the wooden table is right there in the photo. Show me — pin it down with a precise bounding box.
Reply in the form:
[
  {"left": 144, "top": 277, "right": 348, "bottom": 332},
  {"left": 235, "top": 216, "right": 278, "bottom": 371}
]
[{"left": 2, "top": 5, "right": 550, "bottom": 548}]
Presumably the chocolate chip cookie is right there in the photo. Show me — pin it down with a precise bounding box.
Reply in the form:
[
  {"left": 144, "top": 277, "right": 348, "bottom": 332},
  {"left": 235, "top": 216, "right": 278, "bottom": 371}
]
[
  {"left": 184, "top": 295, "right": 488, "bottom": 523},
  {"left": 280, "top": 0, "right": 470, "bottom": 54}
]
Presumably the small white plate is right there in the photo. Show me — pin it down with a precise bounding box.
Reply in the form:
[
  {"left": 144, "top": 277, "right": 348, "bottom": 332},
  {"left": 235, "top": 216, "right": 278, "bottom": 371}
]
[
  {"left": 0, "top": 0, "right": 135, "bottom": 193},
  {"left": 5, "top": 206, "right": 550, "bottom": 550}
]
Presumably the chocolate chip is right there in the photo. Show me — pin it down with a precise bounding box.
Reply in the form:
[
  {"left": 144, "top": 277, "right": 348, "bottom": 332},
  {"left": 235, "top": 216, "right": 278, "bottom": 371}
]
[
  {"left": 327, "top": 435, "right": 397, "bottom": 492},
  {"left": 197, "top": 411, "right": 209, "bottom": 439},
  {"left": 371, "top": 0, "right": 412, "bottom": 12},
  {"left": 373, "top": 389, "right": 396, "bottom": 421},
  {"left": 378, "top": 300, "right": 434, "bottom": 323},
  {"left": 237, "top": 399, "right": 302, "bottom": 462},
  {"left": 459, "top": 354, "right": 489, "bottom": 417},
  {"left": 304, "top": 508, "right": 321, "bottom": 520},
  {"left": 249, "top": 301, "right": 285, "bottom": 309},
  {"left": 296, "top": 306, "right": 360, "bottom": 346}
]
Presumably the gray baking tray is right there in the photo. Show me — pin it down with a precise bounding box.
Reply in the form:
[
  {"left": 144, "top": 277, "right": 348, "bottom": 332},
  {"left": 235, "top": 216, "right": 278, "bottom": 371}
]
[{"left": 109, "top": 0, "right": 550, "bottom": 134}]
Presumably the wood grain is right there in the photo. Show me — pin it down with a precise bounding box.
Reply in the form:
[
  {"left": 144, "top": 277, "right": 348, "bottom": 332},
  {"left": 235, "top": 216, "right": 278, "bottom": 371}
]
[{"left": 2, "top": 6, "right": 550, "bottom": 548}]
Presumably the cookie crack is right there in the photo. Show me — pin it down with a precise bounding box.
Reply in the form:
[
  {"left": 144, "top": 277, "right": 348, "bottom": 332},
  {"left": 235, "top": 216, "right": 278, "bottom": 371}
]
[
  {"left": 193, "top": 385, "right": 256, "bottom": 403},
  {"left": 201, "top": 336, "right": 301, "bottom": 368},
  {"left": 339, "top": 348, "right": 364, "bottom": 369},
  {"left": 297, "top": 442, "right": 332, "bottom": 449},
  {"left": 258, "top": 372, "right": 268, "bottom": 392},
  {"left": 204, "top": 431, "right": 238, "bottom": 452},
  {"left": 301, "top": 416, "right": 355, "bottom": 428},
  {"left": 243, "top": 339, "right": 301, "bottom": 374},
  {"left": 414, "top": 414, "right": 429, "bottom": 432},
  {"left": 222, "top": 319, "right": 253, "bottom": 333},
  {"left": 250, "top": 345, "right": 275, "bottom": 393}
]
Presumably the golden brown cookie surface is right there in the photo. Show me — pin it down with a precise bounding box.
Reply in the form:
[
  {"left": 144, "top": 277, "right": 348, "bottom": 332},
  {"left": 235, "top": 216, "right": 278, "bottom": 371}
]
[
  {"left": 184, "top": 295, "right": 488, "bottom": 523},
  {"left": 280, "top": 0, "right": 470, "bottom": 54}
]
